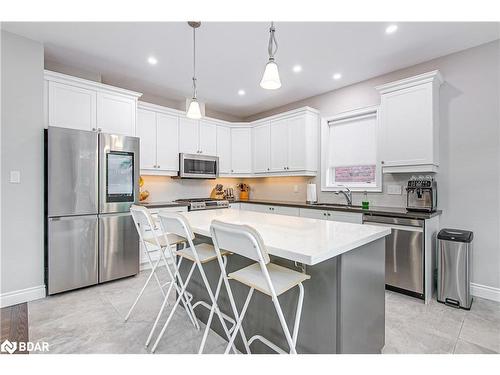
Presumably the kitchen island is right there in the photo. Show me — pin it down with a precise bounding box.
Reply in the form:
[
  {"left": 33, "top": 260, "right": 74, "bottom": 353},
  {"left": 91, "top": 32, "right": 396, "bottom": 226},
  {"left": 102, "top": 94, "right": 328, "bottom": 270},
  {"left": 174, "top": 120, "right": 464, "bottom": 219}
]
[{"left": 176, "top": 209, "right": 390, "bottom": 354}]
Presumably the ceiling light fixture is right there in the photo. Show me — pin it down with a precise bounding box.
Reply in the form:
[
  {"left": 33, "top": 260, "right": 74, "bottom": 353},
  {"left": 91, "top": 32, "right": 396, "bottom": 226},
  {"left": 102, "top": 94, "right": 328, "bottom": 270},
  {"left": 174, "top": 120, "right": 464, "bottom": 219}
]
[
  {"left": 147, "top": 56, "right": 158, "bottom": 65},
  {"left": 260, "top": 22, "right": 281, "bottom": 90},
  {"left": 333, "top": 73, "right": 342, "bottom": 80},
  {"left": 292, "top": 65, "right": 302, "bottom": 73},
  {"left": 385, "top": 24, "right": 398, "bottom": 34},
  {"left": 186, "top": 21, "right": 202, "bottom": 120},
  {"left": 238, "top": 89, "right": 246, "bottom": 96}
]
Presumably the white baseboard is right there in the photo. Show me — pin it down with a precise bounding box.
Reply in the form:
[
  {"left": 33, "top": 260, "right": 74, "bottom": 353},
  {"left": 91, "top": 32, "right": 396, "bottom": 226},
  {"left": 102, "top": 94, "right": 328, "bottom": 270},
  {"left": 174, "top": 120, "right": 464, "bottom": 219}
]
[
  {"left": 471, "top": 282, "right": 500, "bottom": 302},
  {"left": 0, "top": 285, "right": 46, "bottom": 308}
]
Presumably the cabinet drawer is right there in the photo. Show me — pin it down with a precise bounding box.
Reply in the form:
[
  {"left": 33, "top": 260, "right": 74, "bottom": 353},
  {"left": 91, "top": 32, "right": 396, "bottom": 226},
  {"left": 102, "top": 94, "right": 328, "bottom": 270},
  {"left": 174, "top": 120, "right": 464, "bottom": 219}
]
[{"left": 275, "top": 206, "right": 300, "bottom": 216}]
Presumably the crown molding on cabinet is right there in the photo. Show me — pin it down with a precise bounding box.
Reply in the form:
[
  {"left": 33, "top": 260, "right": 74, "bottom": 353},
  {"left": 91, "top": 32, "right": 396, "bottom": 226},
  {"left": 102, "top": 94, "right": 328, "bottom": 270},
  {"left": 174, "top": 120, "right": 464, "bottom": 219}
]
[
  {"left": 44, "top": 70, "right": 143, "bottom": 99},
  {"left": 375, "top": 70, "right": 444, "bottom": 94}
]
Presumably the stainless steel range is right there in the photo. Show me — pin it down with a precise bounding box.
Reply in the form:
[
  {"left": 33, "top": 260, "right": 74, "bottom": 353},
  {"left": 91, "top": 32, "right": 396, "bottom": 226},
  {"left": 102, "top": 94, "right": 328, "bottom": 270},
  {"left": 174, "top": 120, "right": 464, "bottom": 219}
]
[{"left": 175, "top": 198, "right": 229, "bottom": 211}]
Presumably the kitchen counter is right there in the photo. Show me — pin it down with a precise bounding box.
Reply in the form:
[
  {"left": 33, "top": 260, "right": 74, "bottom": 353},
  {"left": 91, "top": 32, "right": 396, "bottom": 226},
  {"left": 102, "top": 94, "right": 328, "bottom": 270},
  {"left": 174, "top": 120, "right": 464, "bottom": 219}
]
[
  {"left": 235, "top": 198, "right": 442, "bottom": 219},
  {"left": 181, "top": 209, "right": 390, "bottom": 265},
  {"left": 179, "top": 208, "right": 388, "bottom": 353},
  {"left": 137, "top": 201, "right": 189, "bottom": 209}
]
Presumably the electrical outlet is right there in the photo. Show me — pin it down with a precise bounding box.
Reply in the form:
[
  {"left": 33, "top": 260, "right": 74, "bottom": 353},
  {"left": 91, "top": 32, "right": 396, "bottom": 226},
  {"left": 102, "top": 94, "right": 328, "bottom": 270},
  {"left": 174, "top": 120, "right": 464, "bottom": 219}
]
[
  {"left": 293, "top": 185, "right": 299, "bottom": 193},
  {"left": 9, "top": 170, "right": 20, "bottom": 184},
  {"left": 386, "top": 184, "right": 402, "bottom": 195}
]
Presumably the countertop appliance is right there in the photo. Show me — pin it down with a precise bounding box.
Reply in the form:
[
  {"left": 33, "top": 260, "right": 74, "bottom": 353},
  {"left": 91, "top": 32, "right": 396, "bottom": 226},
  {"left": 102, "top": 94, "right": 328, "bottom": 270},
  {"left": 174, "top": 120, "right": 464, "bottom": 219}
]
[
  {"left": 363, "top": 214, "right": 425, "bottom": 299},
  {"left": 45, "top": 127, "right": 140, "bottom": 295},
  {"left": 406, "top": 176, "right": 437, "bottom": 212},
  {"left": 178, "top": 153, "right": 218, "bottom": 179},
  {"left": 175, "top": 198, "right": 229, "bottom": 211}
]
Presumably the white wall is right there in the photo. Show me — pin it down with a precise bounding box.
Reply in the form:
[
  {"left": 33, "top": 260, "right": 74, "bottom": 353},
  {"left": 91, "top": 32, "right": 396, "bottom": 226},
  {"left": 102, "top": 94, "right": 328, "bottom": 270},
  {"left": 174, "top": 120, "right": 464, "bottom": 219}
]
[
  {"left": 245, "top": 41, "right": 500, "bottom": 293},
  {"left": 1, "top": 31, "right": 45, "bottom": 306}
]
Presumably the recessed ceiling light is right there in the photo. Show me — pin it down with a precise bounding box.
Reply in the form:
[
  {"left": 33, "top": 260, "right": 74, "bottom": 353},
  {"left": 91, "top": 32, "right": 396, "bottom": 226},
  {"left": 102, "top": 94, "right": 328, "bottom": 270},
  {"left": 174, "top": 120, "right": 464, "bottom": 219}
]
[
  {"left": 332, "top": 73, "right": 342, "bottom": 80},
  {"left": 238, "top": 89, "right": 246, "bottom": 96},
  {"left": 147, "top": 56, "right": 158, "bottom": 65},
  {"left": 385, "top": 24, "right": 398, "bottom": 34},
  {"left": 292, "top": 65, "right": 302, "bottom": 73}
]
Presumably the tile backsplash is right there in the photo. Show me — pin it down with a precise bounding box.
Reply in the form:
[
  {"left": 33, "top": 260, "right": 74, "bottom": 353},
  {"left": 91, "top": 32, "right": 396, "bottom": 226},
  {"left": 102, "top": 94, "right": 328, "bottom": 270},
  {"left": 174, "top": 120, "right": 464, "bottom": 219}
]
[{"left": 142, "top": 173, "right": 412, "bottom": 208}]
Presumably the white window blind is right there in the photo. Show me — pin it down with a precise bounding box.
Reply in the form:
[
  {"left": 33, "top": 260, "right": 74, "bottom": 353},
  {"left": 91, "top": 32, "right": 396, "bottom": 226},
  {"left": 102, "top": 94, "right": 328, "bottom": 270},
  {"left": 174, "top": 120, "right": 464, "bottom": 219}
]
[{"left": 321, "top": 107, "right": 381, "bottom": 191}]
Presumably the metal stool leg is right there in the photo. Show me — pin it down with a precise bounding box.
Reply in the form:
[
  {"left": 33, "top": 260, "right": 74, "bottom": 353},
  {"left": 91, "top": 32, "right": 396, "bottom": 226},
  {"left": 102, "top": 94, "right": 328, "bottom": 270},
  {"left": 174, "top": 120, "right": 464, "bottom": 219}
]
[
  {"left": 150, "top": 262, "right": 197, "bottom": 353},
  {"left": 198, "top": 256, "right": 228, "bottom": 354},
  {"left": 224, "top": 288, "right": 254, "bottom": 354},
  {"left": 124, "top": 249, "right": 167, "bottom": 321}
]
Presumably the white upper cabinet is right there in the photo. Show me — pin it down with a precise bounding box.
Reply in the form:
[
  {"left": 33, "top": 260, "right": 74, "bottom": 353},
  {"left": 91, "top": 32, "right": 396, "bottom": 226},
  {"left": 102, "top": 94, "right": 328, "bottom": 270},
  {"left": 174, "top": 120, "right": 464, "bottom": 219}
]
[
  {"left": 217, "top": 125, "right": 232, "bottom": 174},
  {"left": 179, "top": 118, "right": 218, "bottom": 155},
  {"left": 137, "top": 103, "right": 179, "bottom": 175},
  {"left": 179, "top": 117, "right": 200, "bottom": 154},
  {"left": 199, "top": 120, "right": 217, "bottom": 155},
  {"left": 252, "top": 121, "right": 271, "bottom": 173},
  {"left": 96, "top": 92, "right": 136, "bottom": 136},
  {"left": 376, "top": 71, "right": 443, "bottom": 173},
  {"left": 137, "top": 109, "right": 157, "bottom": 170},
  {"left": 270, "top": 117, "right": 289, "bottom": 172},
  {"left": 267, "top": 109, "right": 319, "bottom": 175},
  {"left": 156, "top": 113, "right": 179, "bottom": 171},
  {"left": 287, "top": 115, "right": 307, "bottom": 171},
  {"left": 45, "top": 70, "right": 141, "bottom": 135},
  {"left": 48, "top": 81, "right": 97, "bottom": 131},
  {"left": 231, "top": 127, "right": 252, "bottom": 174}
]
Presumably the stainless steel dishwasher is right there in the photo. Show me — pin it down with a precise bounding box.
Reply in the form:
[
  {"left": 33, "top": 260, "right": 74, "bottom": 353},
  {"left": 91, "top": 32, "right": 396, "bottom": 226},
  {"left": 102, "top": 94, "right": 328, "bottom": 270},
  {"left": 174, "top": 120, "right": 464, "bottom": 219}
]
[{"left": 363, "top": 215, "right": 425, "bottom": 299}]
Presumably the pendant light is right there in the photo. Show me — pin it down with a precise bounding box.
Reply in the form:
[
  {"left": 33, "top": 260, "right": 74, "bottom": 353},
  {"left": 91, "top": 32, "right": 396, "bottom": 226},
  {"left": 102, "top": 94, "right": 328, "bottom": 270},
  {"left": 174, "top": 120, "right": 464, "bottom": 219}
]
[
  {"left": 260, "top": 22, "right": 281, "bottom": 90},
  {"left": 186, "top": 21, "right": 202, "bottom": 119}
]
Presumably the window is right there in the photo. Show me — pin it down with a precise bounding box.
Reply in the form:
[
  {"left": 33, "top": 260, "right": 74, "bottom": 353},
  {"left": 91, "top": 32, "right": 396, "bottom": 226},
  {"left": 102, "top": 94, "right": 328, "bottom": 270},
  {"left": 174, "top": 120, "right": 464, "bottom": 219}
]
[{"left": 321, "top": 106, "right": 381, "bottom": 192}]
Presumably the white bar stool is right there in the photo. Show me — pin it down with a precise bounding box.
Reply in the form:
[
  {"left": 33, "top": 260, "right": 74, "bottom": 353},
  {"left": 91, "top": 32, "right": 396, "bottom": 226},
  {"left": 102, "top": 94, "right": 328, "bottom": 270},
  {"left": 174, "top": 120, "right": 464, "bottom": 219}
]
[
  {"left": 147, "top": 211, "right": 238, "bottom": 354},
  {"left": 126, "top": 205, "right": 197, "bottom": 328},
  {"left": 209, "top": 220, "right": 310, "bottom": 354}
]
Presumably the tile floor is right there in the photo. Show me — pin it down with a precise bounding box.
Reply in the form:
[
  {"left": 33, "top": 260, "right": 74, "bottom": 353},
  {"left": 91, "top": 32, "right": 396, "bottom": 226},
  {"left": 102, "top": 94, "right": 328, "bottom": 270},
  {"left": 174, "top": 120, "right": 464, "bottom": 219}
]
[{"left": 28, "top": 270, "right": 500, "bottom": 354}]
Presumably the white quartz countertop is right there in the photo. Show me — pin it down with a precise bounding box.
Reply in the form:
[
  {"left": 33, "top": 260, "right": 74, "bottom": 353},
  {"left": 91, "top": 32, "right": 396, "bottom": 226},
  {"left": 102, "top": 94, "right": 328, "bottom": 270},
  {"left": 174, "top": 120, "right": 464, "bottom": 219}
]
[{"left": 178, "top": 209, "right": 391, "bottom": 265}]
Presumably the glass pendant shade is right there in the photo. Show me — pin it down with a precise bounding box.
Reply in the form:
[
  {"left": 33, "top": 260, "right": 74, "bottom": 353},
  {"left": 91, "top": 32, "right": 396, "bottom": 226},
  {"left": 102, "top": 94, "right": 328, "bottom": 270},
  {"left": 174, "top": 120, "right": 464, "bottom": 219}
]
[
  {"left": 186, "top": 99, "right": 202, "bottom": 119},
  {"left": 260, "top": 59, "right": 281, "bottom": 90}
]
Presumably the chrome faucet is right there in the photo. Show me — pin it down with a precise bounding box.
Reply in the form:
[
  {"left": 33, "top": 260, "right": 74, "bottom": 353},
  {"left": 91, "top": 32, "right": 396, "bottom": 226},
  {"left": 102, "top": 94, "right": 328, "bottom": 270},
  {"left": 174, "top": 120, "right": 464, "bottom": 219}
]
[{"left": 334, "top": 186, "right": 353, "bottom": 206}]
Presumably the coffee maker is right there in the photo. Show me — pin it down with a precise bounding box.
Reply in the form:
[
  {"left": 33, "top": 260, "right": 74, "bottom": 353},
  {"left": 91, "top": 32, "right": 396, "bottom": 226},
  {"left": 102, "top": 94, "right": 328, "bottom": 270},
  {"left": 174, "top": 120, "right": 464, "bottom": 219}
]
[{"left": 406, "top": 176, "right": 437, "bottom": 212}]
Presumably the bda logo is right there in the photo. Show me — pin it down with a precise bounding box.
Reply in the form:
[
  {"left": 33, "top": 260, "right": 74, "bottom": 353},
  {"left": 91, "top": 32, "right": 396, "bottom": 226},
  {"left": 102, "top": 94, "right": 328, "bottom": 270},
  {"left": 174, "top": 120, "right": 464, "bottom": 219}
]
[{"left": 1, "top": 339, "right": 17, "bottom": 354}]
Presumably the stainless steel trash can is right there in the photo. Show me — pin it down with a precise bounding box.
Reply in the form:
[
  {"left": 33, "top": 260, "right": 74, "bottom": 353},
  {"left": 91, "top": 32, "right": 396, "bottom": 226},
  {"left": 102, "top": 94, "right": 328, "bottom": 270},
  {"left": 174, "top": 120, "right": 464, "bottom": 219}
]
[{"left": 437, "top": 228, "right": 474, "bottom": 310}]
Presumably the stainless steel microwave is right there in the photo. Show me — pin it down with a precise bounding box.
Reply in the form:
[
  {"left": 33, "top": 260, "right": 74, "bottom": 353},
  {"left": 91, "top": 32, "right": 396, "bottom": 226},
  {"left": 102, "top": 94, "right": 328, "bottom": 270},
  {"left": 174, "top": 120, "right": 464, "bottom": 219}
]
[{"left": 178, "top": 153, "right": 219, "bottom": 179}]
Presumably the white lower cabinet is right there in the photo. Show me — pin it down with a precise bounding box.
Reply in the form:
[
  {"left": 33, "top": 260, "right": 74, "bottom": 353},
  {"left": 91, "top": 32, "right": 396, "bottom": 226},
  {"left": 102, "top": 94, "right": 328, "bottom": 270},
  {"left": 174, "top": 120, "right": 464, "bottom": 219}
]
[
  {"left": 299, "top": 208, "right": 331, "bottom": 220},
  {"left": 239, "top": 203, "right": 362, "bottom": 222},
  {"left": 299, "top": 208, "right": 362, "bottom": 224}
]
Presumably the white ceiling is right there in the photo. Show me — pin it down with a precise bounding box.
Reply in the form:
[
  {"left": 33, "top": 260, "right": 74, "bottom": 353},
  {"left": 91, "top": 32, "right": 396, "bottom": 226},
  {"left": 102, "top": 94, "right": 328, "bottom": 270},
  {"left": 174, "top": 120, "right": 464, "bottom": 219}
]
[{"left": 3, "top": 22, "right": 499, "bottom": 117}]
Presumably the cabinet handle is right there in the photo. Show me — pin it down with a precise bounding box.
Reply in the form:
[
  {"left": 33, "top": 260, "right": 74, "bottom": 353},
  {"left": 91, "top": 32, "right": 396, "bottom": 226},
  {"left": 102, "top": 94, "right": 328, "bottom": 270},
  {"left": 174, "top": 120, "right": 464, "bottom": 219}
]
[
  {"left": 231, "top": 169, "right": 234, "bottom": 173},
  {"left": 98, "top": 128, "right": 102, "bottom": 132},
  {"left": 323, "top": 213, "right": 327, "bottom": 216},
  {"left": 157, "top": 165, "right": 160, "bottom": 169},
  {"left": 381, "top": 161, "right": 385, "bottom": 164},
  {"left": 92, "top": 128, "right": 96, "bottom": 131},
  {"left": 267, "top": 168, "right": 270, "bottom": 171},
  {"left": 328, "top": 213, "right": 331, "bottom": 216}
]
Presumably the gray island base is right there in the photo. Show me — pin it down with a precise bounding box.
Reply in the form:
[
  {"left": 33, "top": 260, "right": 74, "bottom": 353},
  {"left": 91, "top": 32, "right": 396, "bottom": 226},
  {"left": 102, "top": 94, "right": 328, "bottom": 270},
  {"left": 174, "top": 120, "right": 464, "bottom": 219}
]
[{"left": 178, "top": 235, "right": 386, "bottom": 354}]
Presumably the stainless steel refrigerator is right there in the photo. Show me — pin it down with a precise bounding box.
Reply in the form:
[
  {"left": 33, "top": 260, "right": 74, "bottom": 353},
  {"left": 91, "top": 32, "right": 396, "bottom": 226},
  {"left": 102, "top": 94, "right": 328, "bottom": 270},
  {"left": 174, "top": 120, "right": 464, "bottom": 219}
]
[{"left": 45, "top": 127, "right": 140, "bottom": 295}]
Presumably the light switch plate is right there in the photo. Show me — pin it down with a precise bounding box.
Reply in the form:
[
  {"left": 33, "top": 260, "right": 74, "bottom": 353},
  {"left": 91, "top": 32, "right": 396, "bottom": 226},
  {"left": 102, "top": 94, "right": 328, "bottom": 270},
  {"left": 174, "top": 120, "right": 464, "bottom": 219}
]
[
  {"left": 387, "top": 184, "right": 402, "bottom": 195},
  {"left": 10, "top": 170, "right": 21, "bottom": 184}
]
